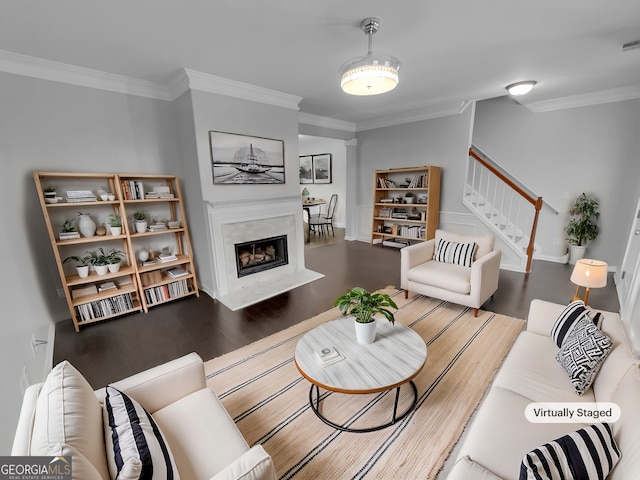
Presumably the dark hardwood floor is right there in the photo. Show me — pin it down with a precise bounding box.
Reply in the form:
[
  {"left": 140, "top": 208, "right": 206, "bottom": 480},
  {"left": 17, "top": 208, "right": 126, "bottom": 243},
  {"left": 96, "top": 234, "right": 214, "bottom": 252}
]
[{"left": 54, "top": 230, "right": 620, "bottom": 389}]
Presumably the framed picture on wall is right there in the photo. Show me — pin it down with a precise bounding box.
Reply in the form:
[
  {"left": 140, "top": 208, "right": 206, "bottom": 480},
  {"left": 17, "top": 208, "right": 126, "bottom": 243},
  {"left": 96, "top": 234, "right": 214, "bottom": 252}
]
[
  {"left": 299, "top": 155, "right": 313, "bottom": 184},
  {"left": 312, "top": 154, "right": 332, "bottom": 184},
  {"left": 209, "top": 131, "right": 285, "bottom": 184}
]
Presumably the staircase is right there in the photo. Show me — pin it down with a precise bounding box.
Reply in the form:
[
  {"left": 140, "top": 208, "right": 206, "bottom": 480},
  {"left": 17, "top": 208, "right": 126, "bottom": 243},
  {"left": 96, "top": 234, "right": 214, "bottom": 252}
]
[{"left": 464, "top": 146, "right": 543, "bottom": 272}]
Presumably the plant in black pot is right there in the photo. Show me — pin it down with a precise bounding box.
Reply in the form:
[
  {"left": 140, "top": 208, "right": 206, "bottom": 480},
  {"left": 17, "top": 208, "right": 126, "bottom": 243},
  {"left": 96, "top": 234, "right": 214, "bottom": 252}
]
[
  {"left": 565, "top": 193, "right": 600, "bottom": 264},
  {"left": 334, "top": 287, "right": 397, "bottom": 344}
]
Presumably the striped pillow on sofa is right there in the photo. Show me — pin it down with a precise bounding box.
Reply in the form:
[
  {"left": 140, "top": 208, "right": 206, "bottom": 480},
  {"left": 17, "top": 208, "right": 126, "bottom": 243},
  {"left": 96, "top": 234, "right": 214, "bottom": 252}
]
[{"left": 434, "top": 238, "right": 477, "bottom": 268}]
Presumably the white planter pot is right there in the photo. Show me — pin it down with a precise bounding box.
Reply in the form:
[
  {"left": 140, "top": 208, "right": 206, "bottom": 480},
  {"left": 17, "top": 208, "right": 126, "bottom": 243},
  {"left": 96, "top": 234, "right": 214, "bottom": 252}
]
[
  {"left": 75, "top": 265, "right": 89, "bottom": 278},
  {"left": 94, "top": 265, "right": 109, "bottom": 276},
  {"left": 108, "top": 263, "right": 121, "bottom": 273},
  {"left": 78, "top": 214, "right": 96, "bottom": 237},
  {"left": 569, "top": 245, "right": 587, "bottom": 264},
  {"left": 109, "top": 226, "right": 122, "bottom": 236},
  {"left": 354, "top": 318, "right": 377, "bottom": 344},
  {"left": 135, "top": 220, "right": 148, "bottom": 234}
]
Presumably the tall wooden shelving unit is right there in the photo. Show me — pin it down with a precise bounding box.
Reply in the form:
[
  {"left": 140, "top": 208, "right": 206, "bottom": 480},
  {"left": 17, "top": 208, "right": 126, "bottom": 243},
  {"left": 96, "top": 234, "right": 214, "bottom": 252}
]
[
  {"left": 34, "top": 172, "right": 199, "bottom": 332},
  {"left": 371, "top": 166, "right": 441, "bottom": 247}
]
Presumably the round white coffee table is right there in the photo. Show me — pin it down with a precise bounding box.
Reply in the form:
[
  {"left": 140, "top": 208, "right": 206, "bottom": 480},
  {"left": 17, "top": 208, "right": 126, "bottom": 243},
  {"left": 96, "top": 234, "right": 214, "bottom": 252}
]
[{"left": 294, "top": 317, "right": 427, "bottom": 432}]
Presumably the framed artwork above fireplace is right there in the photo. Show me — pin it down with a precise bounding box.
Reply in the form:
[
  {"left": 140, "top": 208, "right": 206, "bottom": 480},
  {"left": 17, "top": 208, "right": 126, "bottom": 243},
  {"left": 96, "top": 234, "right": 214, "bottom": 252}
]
[{"left": 210, "top": 131, "right": 285, "bottom": 184}]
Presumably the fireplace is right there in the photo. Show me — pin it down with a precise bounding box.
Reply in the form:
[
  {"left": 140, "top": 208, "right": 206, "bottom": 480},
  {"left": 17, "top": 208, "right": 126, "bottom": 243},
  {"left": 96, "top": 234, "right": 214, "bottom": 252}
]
[{"left": 235, "top": 235, "right": 288, "bottom": 278}]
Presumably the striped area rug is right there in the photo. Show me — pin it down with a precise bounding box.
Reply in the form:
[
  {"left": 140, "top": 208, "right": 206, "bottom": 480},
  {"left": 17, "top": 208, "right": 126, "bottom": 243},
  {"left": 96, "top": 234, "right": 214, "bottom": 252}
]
[{"left": 204, "top": 288, "right": 525, "bottom": 479}]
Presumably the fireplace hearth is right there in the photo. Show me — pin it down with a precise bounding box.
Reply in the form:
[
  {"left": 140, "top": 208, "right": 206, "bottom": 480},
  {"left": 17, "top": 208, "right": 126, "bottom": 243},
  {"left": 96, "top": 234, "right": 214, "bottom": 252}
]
[{"left": 235, "top": 235, "right": 288, "bottom": 278}]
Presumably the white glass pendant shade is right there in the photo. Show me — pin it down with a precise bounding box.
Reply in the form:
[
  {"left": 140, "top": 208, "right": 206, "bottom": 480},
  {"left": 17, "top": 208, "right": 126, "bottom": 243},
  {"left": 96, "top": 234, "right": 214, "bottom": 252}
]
[
  {"left": 340, "top": 53, "right": 401, "bottom": 95},
  {"left": 340, "top": 17, "right": 401, "bottom": 96}
]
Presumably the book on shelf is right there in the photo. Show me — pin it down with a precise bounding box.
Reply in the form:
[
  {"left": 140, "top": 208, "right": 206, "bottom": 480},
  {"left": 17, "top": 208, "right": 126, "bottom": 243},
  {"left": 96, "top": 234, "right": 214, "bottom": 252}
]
[
  {"left": 147, "top": 223, "right": 167, "bottom": 231},
  {"left": 71, "top": 284, "right": 98, "bottom": 299},
  {"left": 97, "top": 281, "right": 117, "bottom": 292},
  {"left": 59, "top": 232, "right": 80, "bottom": 240},
  {"left": 65, "top": 190, "right": 97, "bottom": 202},
  {"left": 166, "top": 267, "right": 189, "bottom": 279},
  {"left": 314, "top": 346, "right": 345, "bottom": 367},
  {"left": 157, "top": 253, "right": 178, "bottom": 263},
  {"left": 382, "top": 238, "right": 411, "bottom": 249}
]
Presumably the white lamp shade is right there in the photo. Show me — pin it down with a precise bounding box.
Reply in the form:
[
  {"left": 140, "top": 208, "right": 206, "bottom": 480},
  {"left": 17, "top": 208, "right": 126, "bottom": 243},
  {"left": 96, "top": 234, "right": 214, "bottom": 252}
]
[
  {"left": 340, "top": 54, "right": 401, "bottom": 95},
  {"left": 570, "top": 259, "right": 608, "bottom": 289}
]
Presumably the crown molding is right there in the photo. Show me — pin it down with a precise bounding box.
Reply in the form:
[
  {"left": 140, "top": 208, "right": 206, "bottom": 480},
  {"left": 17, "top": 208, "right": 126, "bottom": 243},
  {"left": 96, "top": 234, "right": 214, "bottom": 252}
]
[
  {"left": 356, "top": 100, "right": 473, "bottom": 131},
  {"left": 181, "top": 68, "right": 302, "bottom": 111},
  {"left": 0, "top": 49, "right": 172, "bottom": 100},
  {"left": 524, "top": 84, "right": 640, "bottom": 112},
  {"left": 298, "top": 112, "right": 356, "bottom": 132}
]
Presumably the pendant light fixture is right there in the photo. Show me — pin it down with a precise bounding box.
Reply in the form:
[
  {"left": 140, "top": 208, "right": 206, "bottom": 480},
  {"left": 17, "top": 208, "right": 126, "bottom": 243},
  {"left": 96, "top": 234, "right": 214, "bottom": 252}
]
[{"left": 339, "top": 17, "right": 401, "bottom": 96}]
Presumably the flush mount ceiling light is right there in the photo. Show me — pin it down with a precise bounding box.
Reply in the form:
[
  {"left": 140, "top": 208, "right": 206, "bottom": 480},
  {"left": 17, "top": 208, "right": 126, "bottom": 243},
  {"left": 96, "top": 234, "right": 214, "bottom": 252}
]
[
  {"left": 506, "top": 81, "right": 537, "bottom": 96},
  {"left": 339, "top": 17, "right": 401, "bottom": 96}
]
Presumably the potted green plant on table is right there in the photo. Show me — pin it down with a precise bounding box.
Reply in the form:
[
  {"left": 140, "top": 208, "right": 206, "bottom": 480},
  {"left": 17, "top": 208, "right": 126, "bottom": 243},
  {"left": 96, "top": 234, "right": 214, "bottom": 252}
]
[
  {"left": 133, "top": 210, "right": 148, "bottom": 234},
  {"left": 565, "top": 193, "right": 600, "bottom": 264},
  {"left": 107, "top": 212, "right": 123, "bottom": 236},
  {"left": 334, "top": 287, "right": 398, "bottom": 344},
  {"left": 63, "top": 252, "right": 93, "bottom": 278}
]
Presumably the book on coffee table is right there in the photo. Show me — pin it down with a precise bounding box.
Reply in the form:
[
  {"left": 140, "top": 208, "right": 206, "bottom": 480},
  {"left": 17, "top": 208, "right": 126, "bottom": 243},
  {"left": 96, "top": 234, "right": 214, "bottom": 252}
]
[{"left": 314, "top": 346, "right": 345, "bottom": 367}]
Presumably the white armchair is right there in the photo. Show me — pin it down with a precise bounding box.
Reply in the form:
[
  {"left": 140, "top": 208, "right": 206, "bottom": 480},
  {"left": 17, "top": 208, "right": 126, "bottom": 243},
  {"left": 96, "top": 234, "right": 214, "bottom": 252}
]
[{"left": 401, "top": 229, "right": 501, "bottom": 316}]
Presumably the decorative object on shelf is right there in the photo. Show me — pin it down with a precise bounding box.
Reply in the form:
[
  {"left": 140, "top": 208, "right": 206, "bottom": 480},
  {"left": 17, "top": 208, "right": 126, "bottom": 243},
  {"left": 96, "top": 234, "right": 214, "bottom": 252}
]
[
  {"left": 570, "top": 259, "right": 608, "bottom": 306},
  {"left": 95, "top": 225, "right": 106, "bottom": 236},
  {"left": 167, "top": 219, "right": 180, "bottom": 229},
  {"left": 566, "top": 193, "right": 600, "bottom": 264},
  {"left": 339, "top": 17, "right": 401, "bottom": 96},
  {"left": 97, "top": 188, "right": 109, "bottom": 201},
  {"left": 107, "top": 193, "right": 116, "bottom": 201},
  {"left": 333, "top": 286, "right": 397, "bottom": 344},
  {"left": 209, "top": 131, "right": 285, "bottom": 185},
  {"left": 88, "top": 248, "right": 110, "bottom": 275},
  {"left": 59, "top": 218, "right": 80, "bottom": 240},
  {"left": 63, "top": 253, "right": 94, "bottom": 278},
  {"left": 77, "top": 213, "right": 97, "bottom": 238},
  {"left": 404, "top": 192, "right": 414, "bottom": 204},
  {"left": 43, "top": 186, "right": 57, "bottom": 199},
  {"left": 138, "top": 249, "right": 149, "bottom": 263},
  {"left": 133, "top": 210, "right": 148, "bottom": 234},
  {"left": 107, "top": 212, "right": 122, "bottom": 236}
]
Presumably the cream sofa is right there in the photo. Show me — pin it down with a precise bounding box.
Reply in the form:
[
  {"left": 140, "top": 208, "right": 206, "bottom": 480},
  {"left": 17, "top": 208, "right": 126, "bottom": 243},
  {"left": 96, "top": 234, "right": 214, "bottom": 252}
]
[
  {"left": 447, "top": 300, "right": 640, "bottom": 479},
  {"left": 401, "top": 229, "right": 501, "bottom": 316},
  {"left": 12, "top": 352, "right": 276, "bottom": 480}
]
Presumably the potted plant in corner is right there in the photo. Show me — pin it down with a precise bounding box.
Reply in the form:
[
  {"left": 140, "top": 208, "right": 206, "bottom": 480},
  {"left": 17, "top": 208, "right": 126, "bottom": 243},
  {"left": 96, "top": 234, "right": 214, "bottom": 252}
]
[
  {"left": 565, "top": 193, "right": 600, "bottom": 264},
  {"left": 107, "top": 212, "right": 123, "bottom": 236},
  {"left": 133, "top": 210, "right": 148, "bottom": 234},
  {"left": 334, "top": 287, "right": 398, "bottom": 344},
  {"left": 63, "top": 252, "right": 93, "bottom": 278}
]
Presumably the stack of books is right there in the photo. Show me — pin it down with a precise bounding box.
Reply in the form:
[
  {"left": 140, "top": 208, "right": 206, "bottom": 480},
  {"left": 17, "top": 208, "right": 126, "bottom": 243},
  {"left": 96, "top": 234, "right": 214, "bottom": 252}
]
[
  {"left": 97, "top": 281, "right": 117, "bottom": 292},
  {"left": 153, "top": 186, "right": 174, "bottom": 198},
  {"left": 66, "top": 190, "right": 97, "bottom": 202},
  {"left": 166, "top": 267, "right": 189, "bottom": 279},
  {"left": 147, "top": 223, "right": 167, "bottom": 231},
  {"left": 157, "top": 253, "right": 178, "bottom": 263},
  {"left": 71, "top": 284, "right": 98, "bottom": 299},
  {"left": 59, "top": 231, "right": 80, "bottom": 240},
  {"left": 314, "top": 346, "right": 345, "bottom": 367}
]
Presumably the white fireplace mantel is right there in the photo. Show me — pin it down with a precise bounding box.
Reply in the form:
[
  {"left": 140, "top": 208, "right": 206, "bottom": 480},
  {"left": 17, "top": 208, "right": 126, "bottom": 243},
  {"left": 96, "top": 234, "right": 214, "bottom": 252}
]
[{"left": 206, "top": 195, "right": 323, "bottom": 310}]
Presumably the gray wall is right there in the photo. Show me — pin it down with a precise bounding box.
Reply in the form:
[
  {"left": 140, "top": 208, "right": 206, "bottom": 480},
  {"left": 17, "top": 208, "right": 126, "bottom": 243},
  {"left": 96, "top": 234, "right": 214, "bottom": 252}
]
[
  {"left": 354, "top": 107, "right": 474, "bottom": 239},
  {"left": 0, "top": 72, "right": 180, "bottom": 453},
  {"left": 473, "top": 96, "right": 640, "bottom": 266}
]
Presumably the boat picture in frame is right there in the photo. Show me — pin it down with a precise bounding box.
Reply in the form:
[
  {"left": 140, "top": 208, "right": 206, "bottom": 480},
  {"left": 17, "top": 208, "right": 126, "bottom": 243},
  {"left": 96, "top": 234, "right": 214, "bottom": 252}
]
[{"left": 210, "top": 131, "right": 285, "bottom": 184}]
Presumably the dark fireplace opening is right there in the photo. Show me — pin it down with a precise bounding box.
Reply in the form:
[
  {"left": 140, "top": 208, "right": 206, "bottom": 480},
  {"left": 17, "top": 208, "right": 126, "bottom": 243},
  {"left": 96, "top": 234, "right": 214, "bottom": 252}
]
[{"left": 235, "top": 235, "right": 288, "bottom": 278}]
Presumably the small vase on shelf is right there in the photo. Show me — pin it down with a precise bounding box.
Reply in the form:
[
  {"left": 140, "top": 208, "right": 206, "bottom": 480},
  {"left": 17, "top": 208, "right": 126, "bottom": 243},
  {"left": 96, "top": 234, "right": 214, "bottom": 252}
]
[{"left": 78, "top": 214, "right": 96, "bottom": 238}]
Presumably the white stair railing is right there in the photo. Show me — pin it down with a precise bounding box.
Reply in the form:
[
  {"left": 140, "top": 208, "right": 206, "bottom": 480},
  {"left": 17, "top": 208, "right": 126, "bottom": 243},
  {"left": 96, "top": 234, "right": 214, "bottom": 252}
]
[{"left": 465, "top": 147, "right": 543, "bottom": 272}]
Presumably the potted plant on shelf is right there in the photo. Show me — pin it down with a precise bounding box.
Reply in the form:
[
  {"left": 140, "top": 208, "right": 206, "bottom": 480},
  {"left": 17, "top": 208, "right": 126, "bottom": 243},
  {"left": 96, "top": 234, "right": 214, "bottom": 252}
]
[
  {"left": 107, "top": 212, "right": 123, "bottom": 236},
  {"left": 105, "top": 248, "right": 125, "bottom": 273},
  {"left": 333, "top": 287, "right": 398, "bottom": 344},
  {"left": 88, "top": 248, "right": 110, "bottom": 275},
  {"left": 63, "top": 252, "right": 93, "bottom": 278},
  {"left": 565, "top": 193, "right": 600, "bottom": 264},
  {"left": 43, "top": 186, "right": 58, "bottom": 203},
  {"left": 133, "top": 211, "right": 148, "bottom": 234}
]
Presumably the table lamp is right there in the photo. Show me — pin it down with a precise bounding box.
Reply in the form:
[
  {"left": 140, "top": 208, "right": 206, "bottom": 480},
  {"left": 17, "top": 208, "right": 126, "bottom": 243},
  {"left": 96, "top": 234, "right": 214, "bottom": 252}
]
[{"left": 570, "top": 259, "right": 608, "bottom": 306}]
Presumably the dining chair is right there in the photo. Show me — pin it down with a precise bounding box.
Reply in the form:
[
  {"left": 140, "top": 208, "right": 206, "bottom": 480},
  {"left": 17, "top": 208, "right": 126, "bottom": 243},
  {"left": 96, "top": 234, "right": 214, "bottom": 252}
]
[{"left": 309, "top": 194, "right": 338, "bottom": 238}]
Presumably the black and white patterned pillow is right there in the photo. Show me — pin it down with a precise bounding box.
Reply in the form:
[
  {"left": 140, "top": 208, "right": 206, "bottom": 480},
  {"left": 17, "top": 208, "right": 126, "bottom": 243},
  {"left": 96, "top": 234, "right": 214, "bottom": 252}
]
[
  {"left": 556, "top": 315, "right": 613, "bottom": 395},
  {"left": 550, "top": 300, "right": 588, "bottom": 348},
  {"left": 520, "top": 422, "right": 620, "bottom": 480},
  {"left": 433, "top": 238, "right": 477, "bottom": 267},
  {"left": 103, "top": 386, "right": 180, "bottom": 479}
]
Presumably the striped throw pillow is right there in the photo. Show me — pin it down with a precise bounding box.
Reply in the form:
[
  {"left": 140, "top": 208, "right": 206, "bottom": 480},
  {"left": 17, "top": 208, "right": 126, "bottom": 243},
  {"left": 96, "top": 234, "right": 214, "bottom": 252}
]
[
  {"left": 550, "top": 300, "right": 588, "bottom": 347},
  {"left": 520, "top": 422, "right": 620, "bottom": 480},
  {"left": 434, "top": 238, "right": 477, "bottom": 267},
  {"left": 103, "top": 386, "right": 180, "bottom": 479}
]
